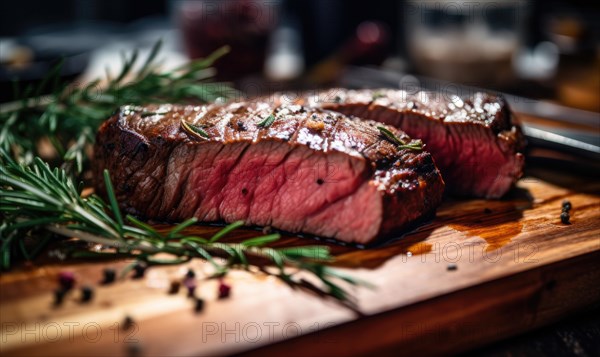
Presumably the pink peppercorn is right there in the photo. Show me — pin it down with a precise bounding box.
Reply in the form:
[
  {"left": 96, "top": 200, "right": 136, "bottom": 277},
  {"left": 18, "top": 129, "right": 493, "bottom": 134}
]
[
  {"left": 218, "top": 281, "right": 231, "bottom": 299},
  {"left": 58, "top": 271, "right": 75, "bottom": 290}
]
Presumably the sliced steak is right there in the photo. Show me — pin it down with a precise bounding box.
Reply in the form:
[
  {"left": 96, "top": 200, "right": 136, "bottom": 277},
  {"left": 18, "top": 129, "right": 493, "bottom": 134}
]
[
  {"left": 270, "top": 89, "right": 525, "bottom": 198},
  {"left": 93, "top": 102, "right": 444, "bottom": 245}
]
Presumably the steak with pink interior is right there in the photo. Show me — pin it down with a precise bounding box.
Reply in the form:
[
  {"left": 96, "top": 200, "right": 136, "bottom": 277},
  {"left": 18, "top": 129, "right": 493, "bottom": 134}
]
[
  {"left": 271, "top": 89, "right": 525, "bottom": 198},
  {"left": 94, "top": 102, "right": 445, "bottom": 245}
]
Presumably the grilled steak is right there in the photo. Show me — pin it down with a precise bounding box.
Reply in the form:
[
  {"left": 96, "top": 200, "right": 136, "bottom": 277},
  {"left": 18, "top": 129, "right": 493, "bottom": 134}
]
[
  {"left": 271, "top": 89, "right": 525, "bottom": 198},
  {"left": 94, "top": 102, "right": 444, "bottom": 244}
]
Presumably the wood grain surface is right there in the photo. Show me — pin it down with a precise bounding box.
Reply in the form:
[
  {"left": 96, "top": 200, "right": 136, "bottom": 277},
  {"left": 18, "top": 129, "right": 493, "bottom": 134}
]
[{"left": 1, "top": 167, "right": 599, "bottom": 357}]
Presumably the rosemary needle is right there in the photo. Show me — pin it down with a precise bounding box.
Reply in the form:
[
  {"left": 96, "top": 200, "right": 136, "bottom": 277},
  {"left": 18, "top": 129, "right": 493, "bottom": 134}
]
[
  {"left": 377, "top": 126, "right": 423, "bottom": 151},
  {"left": 257, "top": 114, "right": 276, "bottom": 128},
  {"left": 181, "top": 119, "right": 210, "bottom": 139}
]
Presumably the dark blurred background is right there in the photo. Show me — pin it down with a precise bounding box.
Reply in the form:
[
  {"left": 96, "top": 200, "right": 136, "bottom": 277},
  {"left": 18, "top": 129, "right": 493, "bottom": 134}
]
[{"left": 1, "top": 0, "right": 599, "bottom": 111}]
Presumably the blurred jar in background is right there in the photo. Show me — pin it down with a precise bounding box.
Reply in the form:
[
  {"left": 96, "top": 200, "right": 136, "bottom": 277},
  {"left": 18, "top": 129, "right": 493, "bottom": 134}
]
[
  {"left": 405, "top": 0, "right": 528, "bottom": 88},
  {"left": 176, "top": 0, "right": 279, "bottom": 80}
]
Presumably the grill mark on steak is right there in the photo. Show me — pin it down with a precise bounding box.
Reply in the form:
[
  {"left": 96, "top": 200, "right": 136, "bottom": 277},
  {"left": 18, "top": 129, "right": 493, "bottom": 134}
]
[{"left": 94, "top": 102, "right": 445, "bottom": 244}]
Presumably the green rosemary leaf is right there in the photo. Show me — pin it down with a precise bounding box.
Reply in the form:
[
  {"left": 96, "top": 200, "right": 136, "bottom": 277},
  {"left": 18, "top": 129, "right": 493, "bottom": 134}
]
[
  {"left": 167, "top": 218, "right": 199, "bottom": 239},
  {"left": 6, "top": 217, "right": 70, "bottom": 231},
  {"left": 261, "top": 248, "right": 285, "bottom": 271},
  {"left": 180, "top": 236, "right": 209, "bottom": 244},
  {"left": 377, "top": 126, "right": 423, "bottom": 151},
  {"left": 1, "top": 247, "right": 11, "bottom": 270},
  {"left": 175, "top": 45, "right": 230, "bottom": 72},
  {"left": 140, "top": 111, "right": 169, "bottom": 118},
  {"left": 399, "top": 139, "right": 424, "bottom": 151},
  {"left": 65, "top": 223, "right": 110, "bottom": 237},
  {"left": 115, "top": 50, "right": 138, "bottom": 84},
  {"left": 103, "top": 170, "right": 124, "bottom": 236},
  {"left": 28, "top": 233, "right": 53, "bottom": 259},
  {"left": 209, "top": 221, "right": 244, "bottom": 242},
  {"left": 139, "top": 39, "right": 163, "bottom": 76},
  {"left": 320, "top": 265, "right": 374, "bottom": 288},
  {"left": 18, "top": 239, "right": 30, "bottom": 261},
  {"left": 181, "top": 119, "right": 210, "bottom": 139},
  {"left": 322, "top": 278, "right": 348, "bottom": 301},
  {"left": 377, "top": 126, "right": 405, "bottom": 146},
  {"left": 0, "top": 205, "right": 21, "bottom": 212},
  {"left": 257, "top": 114, "right": 276, "bottom": 128},
  {"left": 1, "top": 239, "right": 14, "bottom": 270},
  {"left": 241, "top": 234, "right": 281, "bottom": 247},
  {"left": 210, "top": 242, "right": 238, "bottom": 259},
  {"left": 233, "top": 246, "right": 249, "bottom": 268},
  {"left": 182, "top": 241, "right": 222, "bottom": 271},
  {"left": 126, "top": 215, "right": 163, "bottom": 240},
  {"left": 279, "top": 246, "right": 332, "bottom": 261}
]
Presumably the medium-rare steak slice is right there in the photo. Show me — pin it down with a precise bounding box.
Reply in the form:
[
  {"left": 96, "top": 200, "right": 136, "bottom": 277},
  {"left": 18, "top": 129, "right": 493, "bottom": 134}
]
[
  {"left": 273, "top": 89, "right": 525, "bottom": 198},
  {"left": 94, "top": 102, "right": 444, "bottom": 244}
]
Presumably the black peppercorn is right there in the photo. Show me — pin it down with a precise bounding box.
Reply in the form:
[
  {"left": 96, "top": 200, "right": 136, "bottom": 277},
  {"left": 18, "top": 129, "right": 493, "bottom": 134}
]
[
  {"left": 447, "top": 263, "right": 458, "bottom": 271},
  {"left": 194, "top": 297, "right": 205, "bottom": 313},
  {"left": 132, "top": 262, "right": 147, "bottom": 279},
  {"left": 168, "top": 280, "right": 181, "bottom": 295},
  {"left": 102, "top": 268, "right": 116, "bottom": 285},
  {"left": 185, "top": 269, "right": 196, "bottom": 279},
  {"left": 54, "top": 288, "right": 67, "bottom": 306},
  {"left": 126, "top": 341, "right": 142, "bottom": 356},
  {"left": 123, "top": 316, "right": 134, "bottom": 331},
  {"left": 81, "top": 286, "right": 94, "bottom": 303},
  {"left": 560, "top": 211, "right": 570, "bottom": 224},
  {"left": 562, "top": 200, "right": 572, "bottom": 211}
]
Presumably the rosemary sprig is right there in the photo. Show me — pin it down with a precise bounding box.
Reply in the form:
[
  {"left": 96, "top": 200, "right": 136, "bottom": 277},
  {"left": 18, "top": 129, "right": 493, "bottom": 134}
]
[
  {"left": 0, "top": 150, "right": 366, "bottom": 302},
  {"left": 257, "top": 114, "right": 276, "bottom": 128},
  {"left": 181, "top": 119, "right": 210, "bottom": 139},
  {"left": 0, "top": 40, "right": 238, "bottom": 177},
  {"left": 377, "top": 126, "right": 423, "bottom": 151}
]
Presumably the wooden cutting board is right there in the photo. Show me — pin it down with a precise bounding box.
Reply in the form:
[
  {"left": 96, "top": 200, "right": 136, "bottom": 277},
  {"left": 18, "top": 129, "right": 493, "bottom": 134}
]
[{"left": 1, "top": 166, "right": 599, "bottom": 357}]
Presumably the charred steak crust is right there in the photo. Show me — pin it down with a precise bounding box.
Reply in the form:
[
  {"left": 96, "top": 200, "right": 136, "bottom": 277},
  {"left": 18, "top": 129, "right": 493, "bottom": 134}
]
[
  {"left": 267, "top": 89, "right": 525, "bottom": 198},
  {"left": 94, "top": 102, "right": 444, "bottom": 244}
]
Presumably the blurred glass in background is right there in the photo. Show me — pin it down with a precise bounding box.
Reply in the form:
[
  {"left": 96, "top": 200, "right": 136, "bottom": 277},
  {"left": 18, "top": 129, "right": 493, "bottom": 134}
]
[
  {"left": 176, "top": 0, "right": 280, "bottom": 80},
  {"left": 405, "top": 0, "right": 527, "bottom": 86}
]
